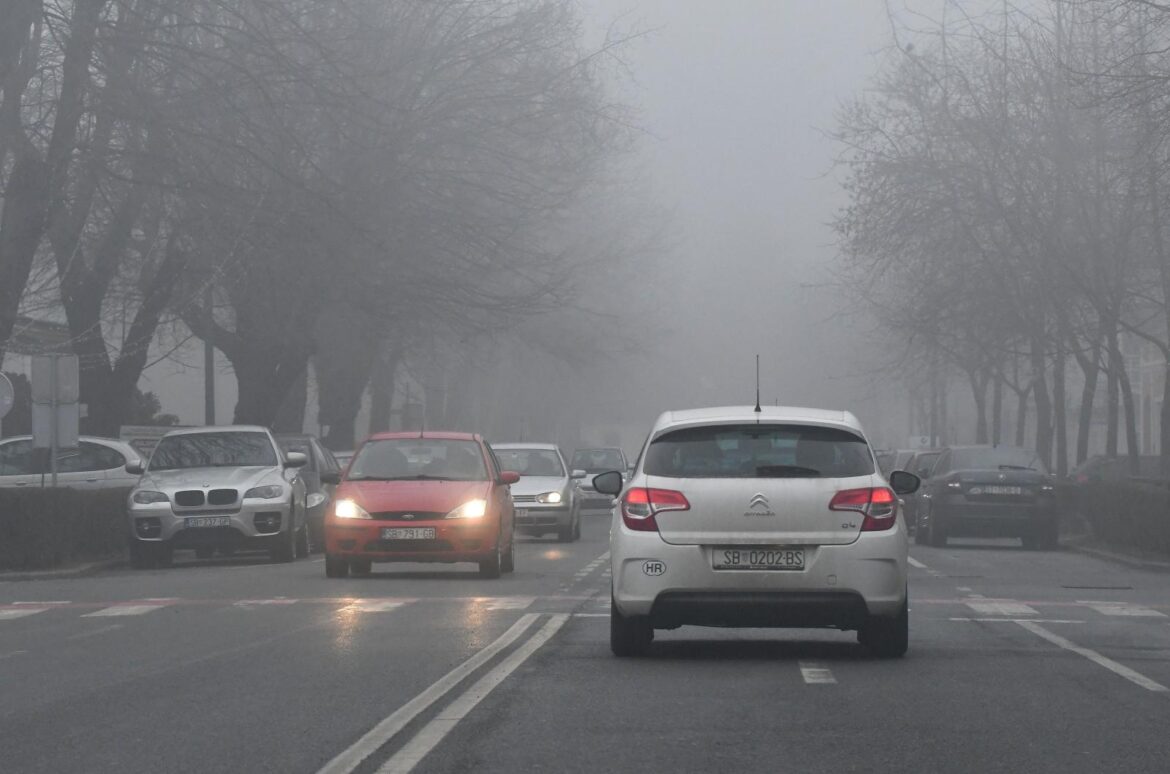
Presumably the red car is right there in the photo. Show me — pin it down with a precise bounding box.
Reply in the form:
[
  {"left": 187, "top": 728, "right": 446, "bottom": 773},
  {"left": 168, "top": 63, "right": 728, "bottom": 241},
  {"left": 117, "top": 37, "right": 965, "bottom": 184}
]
[{"left": 321, "top": 432, "right": 519, "bottom": 578}]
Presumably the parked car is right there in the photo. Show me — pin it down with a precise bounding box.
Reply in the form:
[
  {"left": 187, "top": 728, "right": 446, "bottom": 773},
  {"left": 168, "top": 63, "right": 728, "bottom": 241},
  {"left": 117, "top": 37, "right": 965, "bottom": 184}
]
[
  {"left": 571, "top": 447, "right": 628, "bottom": 510},
  {"left": 333, "top": 450, "right": 355, "bottom": 470},
  {"left": 321, "top": 431, "right": 519, "bottom": 578},
  {"left": 877, "top": 449, "right": 915, "bottom": 477},
  {"left": 601, "top": 405, "right": 917, "bottom": 658},
  {"left": 900, "top": 449, "right": 941, "bottom": 535},
  {"left": 915, "top": 445, "right": 1058, "bottom": 550},
  {"left": 126, "top": 426, "right": 309, "bottom": 568},
  {"left": 1068, "top": 454, "right": 1164, "bottom": 484},
  {"left": 492, "top": 443, "right": 584, "bottom": 542},
  {"left": 0, "top": 435, "right": 142, "bottom": 490},
  {"left": 277, "top": 433, "right": 341, "bottom": 552}
]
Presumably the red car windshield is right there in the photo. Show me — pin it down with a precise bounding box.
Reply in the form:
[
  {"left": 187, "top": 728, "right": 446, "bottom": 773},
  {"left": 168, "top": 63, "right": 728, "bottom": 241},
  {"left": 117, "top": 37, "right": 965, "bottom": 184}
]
[{"left": 348, "top": 439, "right": 488, "bottom": 482}]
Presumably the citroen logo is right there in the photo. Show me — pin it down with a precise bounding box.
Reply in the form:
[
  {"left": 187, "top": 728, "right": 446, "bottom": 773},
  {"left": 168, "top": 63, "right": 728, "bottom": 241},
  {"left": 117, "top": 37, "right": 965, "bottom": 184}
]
[{"left": 749, "top": 493, "right": 770, "bottom": 510}]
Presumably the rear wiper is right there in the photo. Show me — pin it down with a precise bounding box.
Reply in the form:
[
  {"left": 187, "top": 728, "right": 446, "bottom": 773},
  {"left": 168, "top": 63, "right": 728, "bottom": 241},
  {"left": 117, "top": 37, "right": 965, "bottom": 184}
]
[
  {"left": 998, "top": 465, "right": 1036, "bottom": 471},
  {"left": 755, "top": 465, "right": 821, "bottom": 478}
]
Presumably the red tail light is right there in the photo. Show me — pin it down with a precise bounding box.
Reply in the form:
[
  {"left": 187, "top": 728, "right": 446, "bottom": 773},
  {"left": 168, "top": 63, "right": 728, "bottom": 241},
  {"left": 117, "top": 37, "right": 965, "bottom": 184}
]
[
  {"left": 829, "top": 487, "right": 898, "bottom": 532},
  {"left": 621, "top": 487, "right": 690, "bottom": 532}
]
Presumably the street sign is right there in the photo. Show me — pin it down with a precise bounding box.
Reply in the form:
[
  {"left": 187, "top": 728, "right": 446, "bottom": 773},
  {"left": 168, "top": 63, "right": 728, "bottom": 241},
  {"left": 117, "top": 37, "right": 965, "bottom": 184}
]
[
  {"left": 30, "top": 354, "right": 80, "bottom": 487},
  {"left": 0, "top": 373, "right": 13, "bottom": 420}
]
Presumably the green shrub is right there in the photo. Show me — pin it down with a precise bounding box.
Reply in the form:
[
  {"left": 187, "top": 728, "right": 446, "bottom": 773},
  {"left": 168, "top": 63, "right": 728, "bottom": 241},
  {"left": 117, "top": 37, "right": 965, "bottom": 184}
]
[
  {"left": 1080, "top": 481, "right": 1170, "bottom": 555},
  {"left": 0, "top": 488, "right": 130, "bottom": 571}
]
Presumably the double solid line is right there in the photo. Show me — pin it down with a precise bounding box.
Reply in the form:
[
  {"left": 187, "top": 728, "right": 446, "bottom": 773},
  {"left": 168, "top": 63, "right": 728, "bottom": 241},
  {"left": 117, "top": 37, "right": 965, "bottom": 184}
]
[{"left": 318, "top": 613, "right": 567, "bottom": 774}]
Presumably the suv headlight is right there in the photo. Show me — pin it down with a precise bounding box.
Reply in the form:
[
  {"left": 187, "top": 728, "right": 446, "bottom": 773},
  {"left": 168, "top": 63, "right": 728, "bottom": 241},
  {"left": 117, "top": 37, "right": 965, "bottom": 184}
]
[
  {"left": 132, "top": 490, "right": 168, "bottom": 505},
  {"left": 536, "top": 491, "right": 563, "bottom": 504},
  {"left": 334, "top": 499, "right": 371, "bottom": 519},
  {"left": 244, "top": 485, "right": 284, "bottom": 500},
  {"left": 446, "top": 499, "right": 487, "bottom": 519}
]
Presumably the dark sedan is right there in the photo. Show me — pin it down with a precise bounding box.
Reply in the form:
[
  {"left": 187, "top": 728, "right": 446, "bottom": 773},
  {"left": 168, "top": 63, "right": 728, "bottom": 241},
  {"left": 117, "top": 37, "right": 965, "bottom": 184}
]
[
  {"left": 277, "top": 434, "right": 342, "bottom": 552},
  {"left": 916, "top": 445, "right": 1058, "bottom": 550}
]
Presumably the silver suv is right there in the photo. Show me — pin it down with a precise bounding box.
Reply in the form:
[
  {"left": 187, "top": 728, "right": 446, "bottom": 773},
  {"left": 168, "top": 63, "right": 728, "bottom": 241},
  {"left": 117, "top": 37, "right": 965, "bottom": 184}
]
[
  {"left": 126, "top": 426, "right": 309, "bottom": 568},
  {"left": 599, "top": 406, "right": 919, "bottom": 657}
]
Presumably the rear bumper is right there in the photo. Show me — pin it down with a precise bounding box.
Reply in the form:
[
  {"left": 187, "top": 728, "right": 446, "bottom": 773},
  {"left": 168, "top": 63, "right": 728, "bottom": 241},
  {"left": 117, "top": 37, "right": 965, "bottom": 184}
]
[
  {"left": 325, "top": 520, "right": 499, "bottom": 563},
  {"left": 935, "top": 500, "right": 1055, "bottom": 536},
  {"left": 611, "top": 519, "right": 907, "bottom": 628}
]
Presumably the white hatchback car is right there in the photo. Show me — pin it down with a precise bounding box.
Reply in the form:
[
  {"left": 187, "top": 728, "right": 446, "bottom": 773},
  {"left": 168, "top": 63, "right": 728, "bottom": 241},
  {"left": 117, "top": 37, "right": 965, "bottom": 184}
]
[{"left": 599, "top": 406, "right": 919, "bottom": 658}]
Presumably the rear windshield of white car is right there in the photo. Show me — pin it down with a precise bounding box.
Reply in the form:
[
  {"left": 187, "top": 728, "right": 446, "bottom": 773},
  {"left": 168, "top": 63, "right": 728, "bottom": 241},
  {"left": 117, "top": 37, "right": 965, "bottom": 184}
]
[
  {"left": 644, "top": 424, "right": 875, "bottom": 478},
  {"left": 150, "top": 432, "right": 278, "bottom": 470},
  {"left": 348, "top": 439, "right": 488, "bottom": 482},
  {"left": 496, "top": 449, "right": 564, "bottom": 477}
]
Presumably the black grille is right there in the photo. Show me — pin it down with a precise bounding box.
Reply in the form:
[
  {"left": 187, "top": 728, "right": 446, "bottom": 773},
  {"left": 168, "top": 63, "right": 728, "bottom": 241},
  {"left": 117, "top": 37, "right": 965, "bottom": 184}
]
[
  {"left": 512, "top": 495, "right": 538, "bottom": 503},
  {"left": 370, "top": 511, "right": 445, "bottom": 522},
  {"left": 253, "top": 512, "right": 282, "bottom": 533},
  {"left": 175, "top": 490, "right": 205, "bottom": 507},
  {"left": 364, "top": 539, "right": 454, "bottom": 553},
  {"left": 208, "top": 488, "right": 237, "bottom": 506}
]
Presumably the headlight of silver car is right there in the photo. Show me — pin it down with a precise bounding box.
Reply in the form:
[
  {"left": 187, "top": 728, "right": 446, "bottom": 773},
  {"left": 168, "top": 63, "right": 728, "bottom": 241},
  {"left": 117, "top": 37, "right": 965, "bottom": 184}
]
[
  {"left": 132, "top": 490, "right": 168, "bottom": 505},
  {"left": 244, "top": 484, "right": 284, "bottom": 500},
  {"left": 536, "top": 491, "right": 563, "bottom": 504}
]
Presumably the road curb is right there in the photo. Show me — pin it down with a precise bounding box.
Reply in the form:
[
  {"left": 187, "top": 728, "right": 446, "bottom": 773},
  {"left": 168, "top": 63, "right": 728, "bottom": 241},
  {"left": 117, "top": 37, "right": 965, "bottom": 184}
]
[
  {"left": 0, "top": 557, "right": 126, "bottom": 582},
  {"left": 1064, "top": 539, "right": 1170, "bottom": 572}
]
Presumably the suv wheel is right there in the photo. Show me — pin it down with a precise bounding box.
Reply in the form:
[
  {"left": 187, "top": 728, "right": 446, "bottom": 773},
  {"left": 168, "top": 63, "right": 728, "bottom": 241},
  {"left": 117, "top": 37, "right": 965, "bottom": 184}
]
[
  {"left": 270, "top": 517, "right": 297, "bottom": 563},
  {"left": 610, "top": 596, "right": 653, "bottom": 657},
  {"left": 325, "top": 555, "right": 349, "bottom": 578},
  {"left": 859, "top": 594, "right": 908, "bottom": 658}
]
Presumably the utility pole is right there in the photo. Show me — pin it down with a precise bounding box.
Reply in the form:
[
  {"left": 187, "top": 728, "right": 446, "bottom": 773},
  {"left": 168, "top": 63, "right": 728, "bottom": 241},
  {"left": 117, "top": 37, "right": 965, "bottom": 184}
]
[{"left": 204, "top": 285, "right": 215, "bottom": 425}]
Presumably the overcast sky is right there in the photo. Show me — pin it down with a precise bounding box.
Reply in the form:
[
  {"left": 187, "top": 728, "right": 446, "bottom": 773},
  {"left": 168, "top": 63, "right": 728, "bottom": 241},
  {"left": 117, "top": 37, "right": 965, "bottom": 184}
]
[{"left": 577, "top": 0, "right": 905, "bottom": 441}]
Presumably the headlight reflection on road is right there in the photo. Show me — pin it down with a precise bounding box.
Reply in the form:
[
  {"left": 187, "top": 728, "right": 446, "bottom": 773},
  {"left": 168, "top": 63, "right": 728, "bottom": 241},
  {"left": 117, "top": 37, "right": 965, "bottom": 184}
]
[
  {"left": 332, "top": 599, "right": 362, "bottom": 654},
  {"left": 542, "top": 549, "right": 565, "bottom": 561}
]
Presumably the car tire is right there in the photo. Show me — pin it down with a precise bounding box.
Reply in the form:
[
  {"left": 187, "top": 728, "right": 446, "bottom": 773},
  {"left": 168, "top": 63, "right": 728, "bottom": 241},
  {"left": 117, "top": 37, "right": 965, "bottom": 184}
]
[
  {"left": 194, "top": 545, "right": 215, "bottom": 560},
  {"left": 572, "top": 511, "right": 582, "bottom": 541},
  {"left": 501, "top": 534, "right": 515, "bottom": 573},
  {"left": 480, "top": 539, "right": 503, "bottom": 579},
  {"left": 859, "top": 593, "right": 909, "bottom": 658},
  {"left": 295, "top": 525, "right": 310, "bottom": 559},
  {"left": 129, "top": 541, "right": 153, "bottom": 570},
  {"left": 913, "top": 515, "right": 927, "bottom": 546},
  {"left": 350, "top": 558, "right": 372, "bottom": 577},
  {"left": 270, "top": 521, "right": 296, "bottom": 563},
  {"left": 927, "top": 511, "right": 947, "bottom": 547},
  {"left": 610, "top": 596, "right": 653, "bottom": 657},
  {"left": 325, "top": 555, "right": 350, "bottom": 578}
]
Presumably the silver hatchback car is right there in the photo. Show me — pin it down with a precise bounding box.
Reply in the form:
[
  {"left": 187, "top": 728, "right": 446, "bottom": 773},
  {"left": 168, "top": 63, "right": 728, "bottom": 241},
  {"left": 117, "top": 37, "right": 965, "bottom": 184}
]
[
  {"left": 126, "top": 426, "right": 309, "bottom": 568},
  {"left": 599, "top": 406, "right": 919, "bottom": 657}
]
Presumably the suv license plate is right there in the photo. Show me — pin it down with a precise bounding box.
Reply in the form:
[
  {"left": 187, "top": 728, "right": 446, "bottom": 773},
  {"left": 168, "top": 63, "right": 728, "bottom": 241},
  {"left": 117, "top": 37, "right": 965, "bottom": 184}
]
[
  {"left": 382, "top": 527, "right": 435, "bottom": 540},
  {"left": 185, "top": 516, "right": 231, "bottom": 528},
  {"left": 712, "top": 548, "right": 805, "bottom": 571}
]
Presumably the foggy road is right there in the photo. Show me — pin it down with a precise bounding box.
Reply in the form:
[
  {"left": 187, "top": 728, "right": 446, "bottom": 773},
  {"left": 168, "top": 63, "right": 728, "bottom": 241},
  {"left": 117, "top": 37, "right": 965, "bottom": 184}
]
[{"left": 2, "top": 513, "right": 1168, "bottom": 774}]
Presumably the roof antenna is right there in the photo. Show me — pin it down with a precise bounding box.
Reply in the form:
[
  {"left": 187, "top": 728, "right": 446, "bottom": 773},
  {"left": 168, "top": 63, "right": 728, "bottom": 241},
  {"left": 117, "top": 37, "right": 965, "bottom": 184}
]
[{"left": 754, "top": 355, "right": 762, "bottom": 416}]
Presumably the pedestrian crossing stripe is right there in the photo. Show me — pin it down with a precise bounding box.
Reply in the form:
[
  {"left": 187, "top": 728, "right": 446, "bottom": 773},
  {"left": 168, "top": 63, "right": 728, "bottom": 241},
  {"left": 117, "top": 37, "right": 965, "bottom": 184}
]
[
  {"left": 1078, "top": 601, "right": 1167, "bottom": 618},
  {"left": 83, "top": 603, "right": 171, "bottom": 617},
  {"left": 965, "top": 600, "right": 1039, "bottom": 617}
]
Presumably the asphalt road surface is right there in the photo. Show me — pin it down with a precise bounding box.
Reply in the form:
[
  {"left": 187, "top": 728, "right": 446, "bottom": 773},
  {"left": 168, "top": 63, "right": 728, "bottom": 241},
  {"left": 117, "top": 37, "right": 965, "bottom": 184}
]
[{"left": 3, "top": 513, "right": 1169, "bottom": 773}]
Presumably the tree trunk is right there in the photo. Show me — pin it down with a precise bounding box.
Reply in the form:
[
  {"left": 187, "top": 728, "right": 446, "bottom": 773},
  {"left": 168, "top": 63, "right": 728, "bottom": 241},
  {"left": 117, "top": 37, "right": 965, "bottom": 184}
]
[
  {"left": 1030, "top": 338, "right": 1053, "bottom": 469},
  {"left": 992, "top": 373, "right": 1003, "bottom": 446},
  {"left": 1015, "top": 382, "right": 1030, "bottom": 448},
  {"left": 1053, "top": 346, "right": 1068, "bottom": 476},
  {"left": 1075, "top": 340, "right": 1101, "bottom": 466},
  {"left": 1161, "top": 363, "right": 1170, "bottom": 475},
  {"left": 968, "top": 370, "right": 988, "bottom": 444},
  {"left": 1106, "top": 347, "right": 1119, "bottom": 457},
  {"left": 273, "top": 366, "right": 307, "bottom": 433},
  {"left": 368, "top": 348, "right": 401, "bottom": 434},
  {"left": 0, "top": 157, "right": 48, "bottom": 363}
]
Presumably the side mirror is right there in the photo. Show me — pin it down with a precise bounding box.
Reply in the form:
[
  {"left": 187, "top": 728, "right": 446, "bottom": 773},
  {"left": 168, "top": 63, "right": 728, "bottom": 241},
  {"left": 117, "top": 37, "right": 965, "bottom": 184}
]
[
  {"left": 500, "top": 471, "right": 521, "bottom": 486},
  {"left": 593, "top": 470, "right": 623, "bottom": 496},
  {"left": 570, "top": 469, "right": 587, "bottom": 480},
  {"left": 320, "top": 471, "right": 341, "bottom": 485},
  {"left": 125, "top": 460, "right": 145, "bottom": 475},
  {"left": 284, "top": 451, "right": 308, "bottom": 469},
  {"left": 890, "top": 470, "right": 921, "bottom": 496},
  {"left": 307, "top": 492, "right": 328, "bottom": 509}
]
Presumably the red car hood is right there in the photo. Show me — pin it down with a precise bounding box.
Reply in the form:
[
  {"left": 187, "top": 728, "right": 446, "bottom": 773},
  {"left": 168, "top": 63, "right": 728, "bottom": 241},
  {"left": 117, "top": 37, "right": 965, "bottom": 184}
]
[{"left": 338, "top": 480, "right": 490, "bottom": 515}]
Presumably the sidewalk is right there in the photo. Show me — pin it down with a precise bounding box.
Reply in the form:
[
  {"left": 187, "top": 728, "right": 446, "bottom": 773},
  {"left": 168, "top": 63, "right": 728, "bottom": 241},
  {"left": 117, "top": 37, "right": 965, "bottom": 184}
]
[{"left": 0, "top": 556, "right": 125, "bottom": 582}]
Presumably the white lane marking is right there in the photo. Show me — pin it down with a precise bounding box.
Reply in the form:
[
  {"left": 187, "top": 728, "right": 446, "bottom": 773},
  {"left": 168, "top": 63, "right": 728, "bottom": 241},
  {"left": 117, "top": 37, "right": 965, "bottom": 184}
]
[
  {"left": 83, "top": 602, "right": 171, "bottom": 617},
  {"left": 965, "top": 600, "right": 1037, "bottom": 617},
  {"left": 965, "top": 593, "right": 986, "bottom": 599},
  {"left": 66, "top": 624, "right": 124, "bottom": 640},
  {"left": 1079, "top": 601, "right": 1167, "bottom": 618},
  {"left": 1017, "top": 620, "right": 1169, "bottom": 693},
  {"left": 0, "top": 650, "right": 28, "bottom": 660},
  {"left": 12, "top": 600, "right": 70, "bottom": 605},
  {"left": 477, "top": 597, "right": 533, "bottom": 611},
  {"left": 950, "top": 618, "right": 1085, "bottom": 624},
  {"left": 799, "top": 662, "right": 837, "bottom": 684},
  {"left": 376, "top": 614, "right": 569, "bottom": 774},
  {"left": 572, "top": 613, "right": 609, "bottom": 617},
  {"left": 317, "top": 614, "right": 541, "bottom": 774},
  {"left": 342, "top": 599, "right": 412, "bottom": 613},
  {"left": 234, "top": 598, "right": 298, "bottom": 607},
  {"left": 0, "top": 608, "right": 50, "bottom": 620},
  {"left": 957, "top": 587, "right": 973, "bottom": 593},
  {"left": 907, "top": 557, "right": 928, "bottom": 569}
]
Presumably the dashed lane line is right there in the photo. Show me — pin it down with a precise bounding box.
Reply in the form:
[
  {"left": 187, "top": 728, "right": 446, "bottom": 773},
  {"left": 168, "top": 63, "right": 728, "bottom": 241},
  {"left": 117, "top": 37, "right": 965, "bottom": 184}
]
[
  {"left": 1016, "top": 620, "right": 1169, "bottom": 693},
  {"left": 965, "top": 600, "right": 1037, "bottom": 617},
  {"left": 799, "top": 662, "right": 837, "bottom": 684},
  {"left": 375, "top": 614, "right": 569, "bottom": 774},
  {"left": 318, "top": 614, "right": 541, "bottom": 774},
  {"left": 82, "top": 601, "right": 172, "bottom": 618},
  {"left": 0, "top": 608, "right": 49, "bottom": 620},
  {"left": 1078, "top": 601, "right": 1167, "bottom": 618}
]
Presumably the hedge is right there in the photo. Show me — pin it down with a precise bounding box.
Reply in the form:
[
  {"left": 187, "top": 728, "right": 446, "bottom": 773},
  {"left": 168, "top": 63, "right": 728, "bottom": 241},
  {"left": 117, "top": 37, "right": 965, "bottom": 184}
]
[
  {"left": 1078, "top": 480, "right": 1170, "bottom": 556},
  {"left": 0, "top": 487, "right": 130, "bottom": 571}
]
